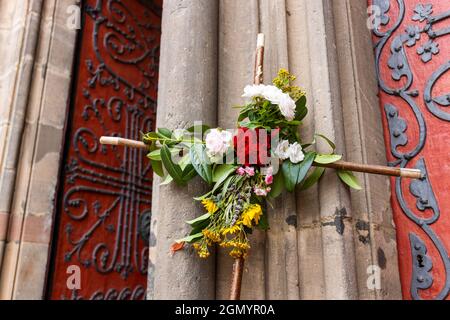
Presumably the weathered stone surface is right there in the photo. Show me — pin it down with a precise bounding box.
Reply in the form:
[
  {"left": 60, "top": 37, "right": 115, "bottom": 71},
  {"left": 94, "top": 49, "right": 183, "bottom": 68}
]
[
  {"left": 149, "top": 0, "right": 218, "bottom": 300},
  {"left": 11, "top": 242, "right": 49, "bottom": 300},
  {"left": 0, "top": 0, "right": 78, "bottom": 299},
  {"left": 331, "top": 0, "right": 401, "bottom": 300},
  {"left": 0, "top": 2, "right": 45, "bottom": 296},
  {"left": 216, "top": 0, "right": 263, "bottom": 300},
  {"left": 260, "top": 0, "right": 300, "bottom": 300},
  {"left": 287, "top": 0, "right": 401, "bottom": 300}
]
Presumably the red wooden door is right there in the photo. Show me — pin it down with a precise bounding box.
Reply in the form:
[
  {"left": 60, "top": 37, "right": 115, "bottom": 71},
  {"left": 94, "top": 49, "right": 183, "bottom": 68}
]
[
  {"left": 47, "top": 0, "right": 161, "bottom": 299},
  {"left": 369, "top": 0, "right": 450, "bottom": 299}
]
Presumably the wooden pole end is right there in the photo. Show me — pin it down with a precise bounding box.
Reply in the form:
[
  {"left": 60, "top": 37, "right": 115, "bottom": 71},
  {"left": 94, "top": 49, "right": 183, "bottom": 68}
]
[
  {"left": 400, "top": 168, "right": 423, "bottom": 179},
  {"left": 100, "top": 136, "right": 119, "bottom": 145},
  {"left": 257, "top": 33, "right": 265, "bottom": 47}
]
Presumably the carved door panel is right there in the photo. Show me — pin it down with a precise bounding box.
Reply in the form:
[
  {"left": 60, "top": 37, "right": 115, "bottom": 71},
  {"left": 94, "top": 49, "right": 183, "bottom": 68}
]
[
  {"left": 369, "top": 0, "right": 450, "bottom": 299},
  {"left": 47, "top": 0, "right": 161, "bottom": 299}
]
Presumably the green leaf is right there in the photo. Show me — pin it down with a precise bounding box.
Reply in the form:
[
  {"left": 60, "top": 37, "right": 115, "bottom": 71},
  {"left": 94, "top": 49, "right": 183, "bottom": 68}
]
[
  {"left": 175, "top": 232, "right": 203, "bottom": 244},
  {"left": 160, "top": 145, "right": 185, "bottom": 185},
  {"left": 315, "top": 134, "right": 336, "bottom": 151},
  {"left": 300, "top": 167, "right": 325, "bottom": 190},
  {"left": 212, "top": 165, "right": 237, "bottom": 193},
  {"left": 221, "top": 175, "right": 234, "bottom": 199},
  {"left": 295, "top": 96, "right": 308, "bottom": 121},
  {"left": 160, "top": 174, "right": 173, "bottom": 185},
  {"left": 189, "top": 144, "right": 213, "bottom": 185},
  {"left": 213, "top": 164, "right": 236, "bottom": 182},
  {"left": 268, "top": 172, "right": 285, "bottom": 199},
  {"left": 238, "top": 121, "right": 260, "bottom": 129},
  {"left": 142, "top": 132, "right": 159, "bottom": 144},
  {"left": 147, "top": 149, "right": 161, "bottom": 161},
  {"left": 295, "top": 107, "right": 308, "bottom": 122},
  {"left": 186, "top": 213, "right": 211, "bottom": 226},
  {"left": 182, "top": 164, "right": 198, "bottom": 182},
  {"left": 150, "top": 159, "right": 164, "bottom": 177},
  {"left": 282, "top": 152, "right": 316, "bottom": 192},
  {"left": 238, "top": 110, "right": 250, "bottom": 122},
  {"left": 178, "top": 153, "right": 191, "bottom": 170},
  {"left": 189, "top": 220, "right": 210, "bottom": 236},
  {"left": 158, "top": 128, "right": 172, "bottom": 139},
  {"left": 187, "top": 124, "right": 210, "bottom": 133},
  {"left": 296, "top": 95, "right": 307, "bottom": 108},
  {"left": 314, "top": 154, "right": 342, "bottom": 164},
  {"left": 337, "top": 170, "right": 362, "bottom": 190},
  {"left": 148, "top": 148, "right": 184, "bottom": 161}
]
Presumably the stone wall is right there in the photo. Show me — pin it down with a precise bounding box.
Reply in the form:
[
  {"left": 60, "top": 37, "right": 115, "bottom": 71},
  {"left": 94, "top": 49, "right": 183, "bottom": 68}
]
[{"left": 0, "top": 0, "right": 78, "bottom": 299}]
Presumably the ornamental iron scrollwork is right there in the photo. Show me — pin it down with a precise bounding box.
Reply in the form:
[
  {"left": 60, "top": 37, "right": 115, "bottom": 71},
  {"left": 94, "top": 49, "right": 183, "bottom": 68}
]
[
  {"left": 371, "top": 0, "right": 450, "bottom": 300},
  {"left": 409, "top": 233, "right": 433, "bottom": 297},
  {"left": 54, "top": 0, "right": 161, "bottom": 300}
]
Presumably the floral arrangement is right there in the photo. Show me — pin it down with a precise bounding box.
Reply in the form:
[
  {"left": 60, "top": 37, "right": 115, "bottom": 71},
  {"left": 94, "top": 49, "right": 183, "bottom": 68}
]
[{"left": 142, "top": 69, "right": 360, "bottom": 260}]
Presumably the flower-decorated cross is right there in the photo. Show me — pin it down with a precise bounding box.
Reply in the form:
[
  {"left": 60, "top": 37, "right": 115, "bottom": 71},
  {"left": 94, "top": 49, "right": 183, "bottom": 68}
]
[{"left": 100, "top": 34, "right": 422, "bottom": 300}]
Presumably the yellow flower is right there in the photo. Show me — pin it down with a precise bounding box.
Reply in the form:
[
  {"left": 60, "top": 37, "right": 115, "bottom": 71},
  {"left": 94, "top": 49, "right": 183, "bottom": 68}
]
[
  {"left": 198, "top": 249, "right": 210, "bottom": 259},
  {"left": 229, "top": 247, "right": 249, "bottom": 259},
  {"left": 241, "top": 204, "right": 263, "bottom": 228},
  {"left": 230, "top": 248, "right": 244, "bottom": 259},
  {"left": 202, "top": 229, "right": 221, "bottom": 243},
  {"left": 221, "top": 225, "right": 241, "bottom": 236},
  {"left": 201, "top": 199, "right": 219, "bottom": 214}
]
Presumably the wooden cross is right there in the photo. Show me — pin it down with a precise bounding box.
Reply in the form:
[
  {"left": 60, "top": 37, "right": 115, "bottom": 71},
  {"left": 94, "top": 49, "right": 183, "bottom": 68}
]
[{"left": 99, "top": 33, "right": 422, "bottom": 300}]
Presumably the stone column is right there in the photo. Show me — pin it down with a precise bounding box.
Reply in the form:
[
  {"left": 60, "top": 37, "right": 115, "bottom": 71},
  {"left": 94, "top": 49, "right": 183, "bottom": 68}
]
[
  {"left": 215, "top": 0, "right": 262, "bottom": 300},
  {"left": 0, "top": 0, "right": 44, "bottom": 271},
  {"left": 287, "top": 0, "right": 401, "bottom": 299},
  {"left": 148, "top": 0, "right": 218, "bottom": 300},
  {"left": 0, "top": 0, "right": 79, "bottom": 299},
  {"left": 331, "top": 0, "right": 401, "bottom": 299}
]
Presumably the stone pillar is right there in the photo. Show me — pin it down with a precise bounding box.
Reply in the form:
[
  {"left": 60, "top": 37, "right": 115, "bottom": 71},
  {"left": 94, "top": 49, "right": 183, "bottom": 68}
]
[
  {"left": 287, "top": 0, "right": 401, "bottom": 299},
  {"left": 0, "top": 0, "right": 44, "bottom": 272},
  {"left": 260, "top": 0, "right": 301, "bottom": 300},
  {"left": 148, "top": 0, "right": 218, "bottom": 300},
  {"left": 331, "top": 0, "right": 401, "bottom": 299},
  {"left": 215, "top": 0, "right": 263, "bottom": 300},
  {"left": 215, "top": 0, "right": 401, "bottom": 300},
  {"left": 0, "top": 0, "right": 79, "bottom": 299}
]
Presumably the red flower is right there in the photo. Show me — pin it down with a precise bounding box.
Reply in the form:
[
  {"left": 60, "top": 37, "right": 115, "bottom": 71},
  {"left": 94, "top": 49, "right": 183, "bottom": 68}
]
[{"left": 233, "top": 128, "right": 279, "bottom": 166}]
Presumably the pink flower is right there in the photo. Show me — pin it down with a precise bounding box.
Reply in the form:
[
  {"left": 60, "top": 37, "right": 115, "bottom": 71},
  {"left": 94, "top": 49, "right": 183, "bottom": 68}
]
[
  {"left": 254, "top": 187, "right": 268, "bottom": 197},
  {"left": 265, "top": 174, "right": 273, "bottom": 185},
  {"left": 254, "top": 186, "right": 271, "bottom": 197},
  {"left": 236, "top": 167, "right": 246, "bottom": 176},
  {"left": 245, "top": 166, "right": 255, "bottom": 177}
]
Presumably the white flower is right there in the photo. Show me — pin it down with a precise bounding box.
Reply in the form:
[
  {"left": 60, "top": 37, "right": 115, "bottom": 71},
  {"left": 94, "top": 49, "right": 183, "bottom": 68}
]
[
  {"left": 274, "top": 140, "right": 290, "bottom": 160},
  {"left": 205, "top": 129, "right": 233, "bottom": 158},
  {"left": 242, "top": 84, "right": 266, "bottom": 100},
  {"left": 278, "top": 93, "right": 296, "bottom": 121},
  {"left": 242, "top": 84, "right": 297, "bottom": 121},
  {"left": 262, "top": 85, "right": 283, "bottom": 103},
  {"left": 288, "top": 142, "right": 304, "bottom": 163}
]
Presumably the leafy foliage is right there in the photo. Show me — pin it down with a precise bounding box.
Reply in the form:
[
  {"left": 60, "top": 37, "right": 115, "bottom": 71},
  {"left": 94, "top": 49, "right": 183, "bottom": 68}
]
[{"left": 140, "top": 69, "right": 361, "bottom": 260}]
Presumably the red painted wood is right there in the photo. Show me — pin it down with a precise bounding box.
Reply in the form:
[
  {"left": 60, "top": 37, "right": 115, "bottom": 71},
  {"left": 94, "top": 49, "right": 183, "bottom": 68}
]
[
  {"left": 369, "top": 0, "right": 450, "bottom": 300},
  {"left": 48, "top": 0, "right": 161, "bottom": 300}
]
